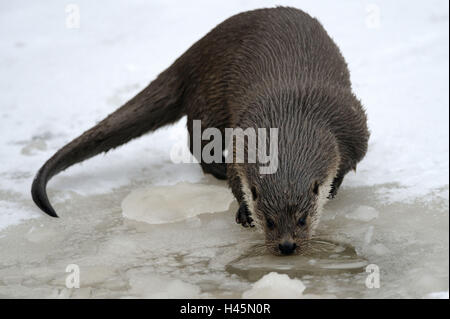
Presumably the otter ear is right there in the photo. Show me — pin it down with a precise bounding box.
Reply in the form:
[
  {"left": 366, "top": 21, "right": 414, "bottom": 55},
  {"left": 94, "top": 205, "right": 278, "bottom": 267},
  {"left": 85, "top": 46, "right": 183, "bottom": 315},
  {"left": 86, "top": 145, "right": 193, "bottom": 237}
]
[{"left": 312, "top": 181, "right": 320, "bottom": 196}]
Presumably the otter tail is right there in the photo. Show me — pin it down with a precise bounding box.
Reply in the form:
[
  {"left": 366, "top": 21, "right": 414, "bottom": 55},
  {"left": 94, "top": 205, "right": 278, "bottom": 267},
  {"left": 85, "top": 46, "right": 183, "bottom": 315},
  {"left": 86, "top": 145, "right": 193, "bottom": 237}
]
[{"left": 31, "top": 70, "right": 185, "bottom": 217}]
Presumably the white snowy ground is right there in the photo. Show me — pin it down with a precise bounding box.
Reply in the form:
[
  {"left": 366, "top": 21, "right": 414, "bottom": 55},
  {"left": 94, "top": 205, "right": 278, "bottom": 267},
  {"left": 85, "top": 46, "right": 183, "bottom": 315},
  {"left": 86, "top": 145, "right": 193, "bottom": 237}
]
[{"left": 0, "top": 0, "right": 448, "bottom": 298}]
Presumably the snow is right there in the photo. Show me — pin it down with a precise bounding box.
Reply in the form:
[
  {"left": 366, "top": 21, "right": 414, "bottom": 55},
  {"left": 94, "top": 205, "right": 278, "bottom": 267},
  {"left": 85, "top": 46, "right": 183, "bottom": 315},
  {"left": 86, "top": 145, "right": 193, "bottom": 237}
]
[{"left": 0, "top": 0, "right": 448, "bottom": 298}]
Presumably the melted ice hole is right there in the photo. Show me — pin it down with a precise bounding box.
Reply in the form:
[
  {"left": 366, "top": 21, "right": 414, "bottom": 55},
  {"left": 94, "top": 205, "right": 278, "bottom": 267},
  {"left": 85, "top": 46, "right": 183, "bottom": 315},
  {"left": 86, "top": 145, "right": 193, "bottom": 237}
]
[{"left": 226, "top": 240, "right": 368, "bottom": 282}]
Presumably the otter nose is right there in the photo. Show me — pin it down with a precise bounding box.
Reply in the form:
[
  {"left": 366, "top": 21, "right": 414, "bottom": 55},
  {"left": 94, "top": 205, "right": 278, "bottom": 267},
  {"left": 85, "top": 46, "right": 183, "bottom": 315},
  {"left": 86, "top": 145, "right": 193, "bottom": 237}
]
[{"left": 278, "top": 241, "right": 297, "bottom": 255}]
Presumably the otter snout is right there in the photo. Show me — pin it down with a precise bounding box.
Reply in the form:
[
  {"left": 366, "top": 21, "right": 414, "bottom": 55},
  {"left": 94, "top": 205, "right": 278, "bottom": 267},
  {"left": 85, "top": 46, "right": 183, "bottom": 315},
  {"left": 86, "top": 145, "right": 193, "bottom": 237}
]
[{"left": 278, "top": 241, "right": 297, "bottom": 255}]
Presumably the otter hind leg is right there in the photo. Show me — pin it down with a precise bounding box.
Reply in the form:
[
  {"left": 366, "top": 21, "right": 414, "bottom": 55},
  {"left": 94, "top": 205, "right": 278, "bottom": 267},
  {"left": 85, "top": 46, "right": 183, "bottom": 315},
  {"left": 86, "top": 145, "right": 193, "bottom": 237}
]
[
  {"left": 201, "top": 161, "right": 227, "bottom": 180},
  {"left": 186, "top": 115, "right": 229, "bottom": 180}
]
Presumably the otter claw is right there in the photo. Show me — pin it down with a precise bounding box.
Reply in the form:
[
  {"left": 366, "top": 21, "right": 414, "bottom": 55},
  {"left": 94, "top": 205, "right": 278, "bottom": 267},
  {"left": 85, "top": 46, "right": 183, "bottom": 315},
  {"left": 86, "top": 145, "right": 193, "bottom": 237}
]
[
  {"left": 328, "top": 188, "right": 337, "bottom": 199},
  {"left": 328, "top": 175, "right": 344, "bottom": 199},
  {"left": 235, "top": 203, "right": 254, "bottom": 228},
  {"left": 328, "top": 187, "right": 338, "bottom": 199}
]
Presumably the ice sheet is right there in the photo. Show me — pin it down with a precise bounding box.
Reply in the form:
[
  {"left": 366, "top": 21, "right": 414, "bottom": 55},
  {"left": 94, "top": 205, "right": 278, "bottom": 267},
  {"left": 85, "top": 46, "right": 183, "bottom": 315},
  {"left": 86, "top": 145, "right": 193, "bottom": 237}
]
[{"left": 0, "top": 0, "right": 448, "bottom": 298}]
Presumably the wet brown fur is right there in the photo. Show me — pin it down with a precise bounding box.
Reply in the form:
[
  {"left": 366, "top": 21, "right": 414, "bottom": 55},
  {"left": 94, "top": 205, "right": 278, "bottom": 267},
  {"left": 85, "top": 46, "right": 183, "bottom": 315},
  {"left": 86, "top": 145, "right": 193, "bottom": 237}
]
[{"left": 31, "top": 7, "right": 369, "bottom": 254}]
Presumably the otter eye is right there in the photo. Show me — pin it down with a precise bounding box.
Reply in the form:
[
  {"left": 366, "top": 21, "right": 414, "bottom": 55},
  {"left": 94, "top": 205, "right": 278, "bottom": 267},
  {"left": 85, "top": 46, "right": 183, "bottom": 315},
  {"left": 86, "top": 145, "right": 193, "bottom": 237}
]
[
  {"left": 266, "top": 218, "right": 275, "bottom": 230},
  {"left": 312, "top": 181, "right": 320, "bottom": 195},
  {"left": 298, "top": 216, "right": 307, "bottom": 227},
  {"left": 251, "top": 186, "right": 258, "bottom": 201}
]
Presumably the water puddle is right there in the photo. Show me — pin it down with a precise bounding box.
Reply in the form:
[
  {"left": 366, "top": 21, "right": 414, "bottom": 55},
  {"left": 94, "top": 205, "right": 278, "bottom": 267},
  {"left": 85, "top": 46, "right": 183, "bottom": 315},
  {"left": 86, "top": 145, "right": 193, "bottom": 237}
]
[{"left": 226, "top": 240, "right": 368, "bottom": 282}]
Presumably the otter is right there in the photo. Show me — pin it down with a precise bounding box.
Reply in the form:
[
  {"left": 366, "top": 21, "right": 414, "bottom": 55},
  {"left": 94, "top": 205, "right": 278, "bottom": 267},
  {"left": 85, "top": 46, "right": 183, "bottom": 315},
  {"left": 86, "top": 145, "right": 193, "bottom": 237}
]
[{"left": 31, "top": 7, "right": 369, "bottom": 255}]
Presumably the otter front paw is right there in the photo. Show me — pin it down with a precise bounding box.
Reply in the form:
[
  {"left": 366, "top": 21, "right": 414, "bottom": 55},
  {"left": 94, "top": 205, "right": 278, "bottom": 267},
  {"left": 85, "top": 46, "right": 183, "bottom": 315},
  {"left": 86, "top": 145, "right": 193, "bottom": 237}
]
[
  {"left": 328, "top": 184, "right": 338, "bottom": 199},
  {"left": 328, "top": 175, "right": 344, "bottom": 199},
  {"left": 235, "top": 202, "right": 254, "bottom": 228}
]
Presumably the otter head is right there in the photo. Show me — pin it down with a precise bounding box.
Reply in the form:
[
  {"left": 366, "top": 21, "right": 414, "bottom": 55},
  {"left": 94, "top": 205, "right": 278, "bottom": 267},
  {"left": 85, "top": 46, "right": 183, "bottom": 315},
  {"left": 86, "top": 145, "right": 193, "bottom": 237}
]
[
  {"left": 236, "top": 124, "right": 340, "bottom": 256},
  {"left": 241, "top": 172, "right": 336, "bottom": 255}
]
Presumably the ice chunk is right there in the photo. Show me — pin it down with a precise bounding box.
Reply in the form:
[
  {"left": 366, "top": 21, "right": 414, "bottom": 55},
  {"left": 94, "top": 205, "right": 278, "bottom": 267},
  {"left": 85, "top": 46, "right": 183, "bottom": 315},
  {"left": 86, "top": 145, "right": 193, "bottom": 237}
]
[
  {"left": 242, "top": 272, "right": 305, "bottom": 299},
  {"left": 122, "top": 182, "right": 234, "bottom": 224},
  {"left": 345, "top": 205, "right": 379, "bottom": 222}
]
